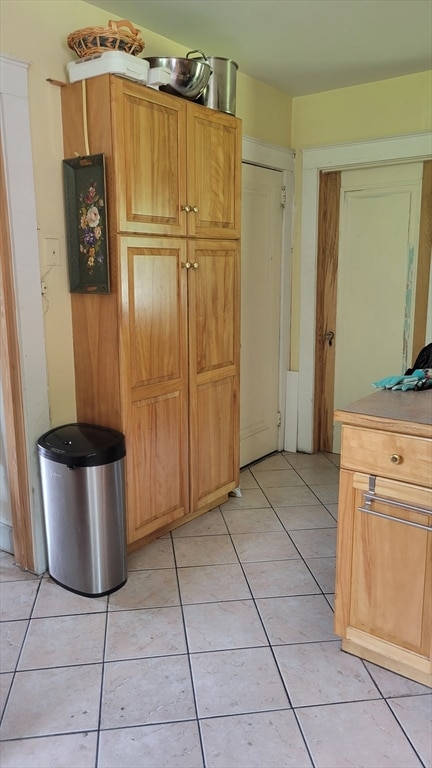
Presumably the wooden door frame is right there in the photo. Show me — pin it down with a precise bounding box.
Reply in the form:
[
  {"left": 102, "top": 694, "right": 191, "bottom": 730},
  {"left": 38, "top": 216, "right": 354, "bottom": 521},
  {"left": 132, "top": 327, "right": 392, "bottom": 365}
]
[
  {"left": 314, "top": 161, "right": 431, "bottom": 453},
  {"left": 297, "top": 133, "right": 432, "bottom": 454},
  {"left": 1, "top": 55, "right": 50, "bottom": 573},
  {"left": 413, "top": 161, "right": 432, "bottom": 355},
  {"left": 313, "top": 171, "right": 341, "bottom": 452},
  {"left": 242, "top": 136, "right": 294, "bottom": 452},
  {"left": 0, "top": 135, "right": 33, "bottom": 567}
]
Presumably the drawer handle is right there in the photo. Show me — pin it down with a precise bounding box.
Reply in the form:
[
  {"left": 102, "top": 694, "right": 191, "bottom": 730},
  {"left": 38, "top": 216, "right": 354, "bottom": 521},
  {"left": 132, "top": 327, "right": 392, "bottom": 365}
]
[{"left": 390, "top": 454, "right": 402, "bottom": 464}]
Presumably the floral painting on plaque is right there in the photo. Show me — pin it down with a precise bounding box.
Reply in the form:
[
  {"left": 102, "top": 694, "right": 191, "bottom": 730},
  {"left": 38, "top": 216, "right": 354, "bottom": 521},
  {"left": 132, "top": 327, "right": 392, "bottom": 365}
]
[{"left": 63, "top": 153, "right": 110, "bottom": 293}]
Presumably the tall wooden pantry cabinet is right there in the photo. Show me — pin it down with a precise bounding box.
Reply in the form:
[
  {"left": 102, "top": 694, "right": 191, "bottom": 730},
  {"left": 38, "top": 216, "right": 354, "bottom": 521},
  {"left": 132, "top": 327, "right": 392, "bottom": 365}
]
[{"left": 60, "top": 75, "right": 242, "bottom": 549}]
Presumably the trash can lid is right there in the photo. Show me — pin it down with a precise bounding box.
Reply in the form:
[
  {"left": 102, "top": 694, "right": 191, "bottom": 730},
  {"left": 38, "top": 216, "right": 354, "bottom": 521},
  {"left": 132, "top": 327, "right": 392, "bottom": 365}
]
[{"left": 37, "top": 423, "right": 126, "bottom": 467}]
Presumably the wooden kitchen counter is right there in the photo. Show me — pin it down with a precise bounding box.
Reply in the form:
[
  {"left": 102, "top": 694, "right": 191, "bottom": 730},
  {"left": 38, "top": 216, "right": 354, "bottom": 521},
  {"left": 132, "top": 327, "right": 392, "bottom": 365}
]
[
  {"left": 334, "top": 389, "right": 432, "bottom": 687},
  {"left": 335, "top": 389, "right": 432, "bottom": 437}
]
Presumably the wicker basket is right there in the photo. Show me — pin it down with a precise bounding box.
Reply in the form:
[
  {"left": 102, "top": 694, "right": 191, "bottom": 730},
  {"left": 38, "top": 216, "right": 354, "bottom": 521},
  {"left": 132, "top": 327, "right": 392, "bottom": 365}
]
[{"left": 67, "top": 19, "right": 145, "bottom": 58}]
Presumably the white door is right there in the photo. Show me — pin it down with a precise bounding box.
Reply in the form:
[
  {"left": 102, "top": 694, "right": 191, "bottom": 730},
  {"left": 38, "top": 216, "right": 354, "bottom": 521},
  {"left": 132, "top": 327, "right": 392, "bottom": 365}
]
[
  {"left": 240, "top": 162, "right": 283, "bottom": 466},
  {"left": 333, "top": 163, "right": 423, "bottom": 451}
]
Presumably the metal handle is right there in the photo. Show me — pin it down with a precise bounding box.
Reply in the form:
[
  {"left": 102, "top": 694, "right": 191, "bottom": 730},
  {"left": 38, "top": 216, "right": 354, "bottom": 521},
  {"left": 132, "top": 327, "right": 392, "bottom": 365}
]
[
  {"left": 186, "top": 49, "right": 208, "bottom": 62},
  {"left": 181, "top": 262, "right": 199, "bottom": 270},
  {"left": 192, "top": 206, "right": 199, "bottom": 213},
  {"left": 391, "top": 454, "right": 402, "bottom": 464},
  {"left": 358, "top": 490, "right": 432, "bottom": 532},
  {"left": 363, "top": 492, "right": 432, "bottom": 516},
  {"left": 182, "top": 205, "right": 191, "bottom": 213},
  {"left": 324, "top": 330, "right": 334, "bottom": 346},
  {"left": 358, "top": 505, "right": 431, "bottom": 532}
]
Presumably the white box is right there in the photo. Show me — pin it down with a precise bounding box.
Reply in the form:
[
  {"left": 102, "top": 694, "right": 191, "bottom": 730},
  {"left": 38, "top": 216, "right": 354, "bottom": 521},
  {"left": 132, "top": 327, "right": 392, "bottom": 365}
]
[{"left": 67, "top": 50, "right": 150, "bottom": 84}]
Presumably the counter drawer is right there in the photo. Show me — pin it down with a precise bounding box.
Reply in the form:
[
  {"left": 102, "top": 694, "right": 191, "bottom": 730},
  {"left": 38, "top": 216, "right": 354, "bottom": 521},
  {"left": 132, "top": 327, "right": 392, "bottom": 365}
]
[{"left": 341, "top": 425, "right": 432, "bottom": 486}]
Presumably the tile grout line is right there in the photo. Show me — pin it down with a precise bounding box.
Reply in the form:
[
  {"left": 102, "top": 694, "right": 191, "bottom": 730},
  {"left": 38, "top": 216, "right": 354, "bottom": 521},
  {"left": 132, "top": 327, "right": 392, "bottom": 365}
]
[
  {"left": 94, "top": 591, "right": 110, "bottom": 768},
  {"left": 170, "top": 530, "right": 208, "bottom": 768},
  {"left": 235, "top": 465, "right": 337, "bottom": 768},
  {"left": 217, "top": 496, "right": 319, "bottom": 767},
  {"left": 360, "top": 659, "right": 430, "bottom": 768},
  {"left": 0, "top": 573, "right": 44, "bottom": 731},
  {"left": 246, "top": 464, "right": 337, "bottom": 611}
]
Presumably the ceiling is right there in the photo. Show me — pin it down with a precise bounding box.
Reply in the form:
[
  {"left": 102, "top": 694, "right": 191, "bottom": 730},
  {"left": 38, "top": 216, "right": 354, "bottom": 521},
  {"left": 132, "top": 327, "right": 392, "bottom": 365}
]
[{"left": 84, "top": 0, "right": 432, "bottom": 96}]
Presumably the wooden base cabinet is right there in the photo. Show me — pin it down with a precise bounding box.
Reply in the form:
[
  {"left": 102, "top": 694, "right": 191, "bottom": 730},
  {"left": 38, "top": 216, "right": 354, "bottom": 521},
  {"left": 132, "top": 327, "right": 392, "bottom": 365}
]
[
  {"left": 120, "top": 237, "right": 189, "bottom": 544},
  {"left": 120, "top": 236, "right": 240, "bottom": 545},
  {"left": 334, "top": 395, "right": 432, "bottom": 686},
  {"left": 187, "top": 239, "right": 240, "bottom": 514},
  {"left": 61, "top": 76, "right": 241, "bottom": 548}
]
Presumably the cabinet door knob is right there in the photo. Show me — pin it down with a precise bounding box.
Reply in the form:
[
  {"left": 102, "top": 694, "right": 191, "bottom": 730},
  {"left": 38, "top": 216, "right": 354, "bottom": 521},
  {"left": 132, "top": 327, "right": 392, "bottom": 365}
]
[
  {"left": 181, "top": 261, "right": 192, "bottom": 270},
  {"left": 182, "top": 205, "right": 191, "bottom": 213},
  {"left": 390, "top": 454, "right": 402, "bottom": 464},
  {"left": 192, "top": 206, "right": 199, "bottom": 213},
  {"left": 191, "top": 262, "right": 199, "bottom": 269}
]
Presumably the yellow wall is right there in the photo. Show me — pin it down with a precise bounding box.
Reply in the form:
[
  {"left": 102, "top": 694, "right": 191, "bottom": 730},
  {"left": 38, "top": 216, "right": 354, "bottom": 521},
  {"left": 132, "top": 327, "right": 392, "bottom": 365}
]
[
  {"left": 292, "top": 71, "right": 432, "bottom": 149},
  {"left": 289, "top": 70, "right": 432, "bottom": 369},
  {"left": 237, "top": 73, "right": 292, "bottom": 145},
  {"left": 0, "top": 0, "right": 291, "bottom": 426}
]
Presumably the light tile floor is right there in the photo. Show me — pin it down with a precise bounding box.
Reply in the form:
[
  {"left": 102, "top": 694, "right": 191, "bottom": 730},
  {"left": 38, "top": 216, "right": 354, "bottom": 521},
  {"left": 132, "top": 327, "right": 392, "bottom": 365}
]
[{"left": 1, "top": 451, "right": 431, "bottom": 768}]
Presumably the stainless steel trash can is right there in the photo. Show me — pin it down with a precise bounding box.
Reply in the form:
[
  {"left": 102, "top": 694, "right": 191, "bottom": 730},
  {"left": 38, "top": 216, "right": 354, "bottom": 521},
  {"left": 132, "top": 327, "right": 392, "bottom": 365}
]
[{"left": 37, "top": 423, "right": 127, "bottom": 597}]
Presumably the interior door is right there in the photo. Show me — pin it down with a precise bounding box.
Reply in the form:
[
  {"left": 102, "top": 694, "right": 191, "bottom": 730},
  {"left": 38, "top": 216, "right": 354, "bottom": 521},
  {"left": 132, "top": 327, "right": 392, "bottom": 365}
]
[
  {"left": 315, "top": 162, "right": 425, "bottom": 454},
  {"left": 240, "top": 163, "right": 283, "bottom": 467}
]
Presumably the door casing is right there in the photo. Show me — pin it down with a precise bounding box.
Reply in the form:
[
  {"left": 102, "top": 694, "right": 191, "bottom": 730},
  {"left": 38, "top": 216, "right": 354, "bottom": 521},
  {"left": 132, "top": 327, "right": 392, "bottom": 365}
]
[
  {"left": 298, "top": 133, "right": 432, "bottom": 454},
  {"left": 242, "top": 136, "right": 294, "bottom": 460},
  {"left": 315, "top": 162, "right": 429, "bottom": 453},
  {"left": 0, "top": 55, "right": 50, "bottom": 573},
  {"left": 240, "top": 162, "right": 283, "bottom": 466}
]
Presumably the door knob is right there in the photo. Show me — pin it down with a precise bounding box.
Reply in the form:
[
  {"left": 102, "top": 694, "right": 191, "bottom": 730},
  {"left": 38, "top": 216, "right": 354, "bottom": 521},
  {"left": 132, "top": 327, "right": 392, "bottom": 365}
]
[
  {"left": 324, "top": 330, "right": 335, "bottom": 346},
  {"left": 181, "top": 261, "right": 192, "bottom": 269},
  {"left": 191, "top": 262, "right": 199, "bottom": 269},
  {"left": 182, "top": 205, "right": 191, "bottom": 213}
]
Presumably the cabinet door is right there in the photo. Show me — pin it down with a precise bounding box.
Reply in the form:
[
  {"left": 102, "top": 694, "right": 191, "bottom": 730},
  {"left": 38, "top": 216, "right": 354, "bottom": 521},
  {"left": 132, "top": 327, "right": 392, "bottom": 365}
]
[
  {"left": 188, "top": 239, "right": 240, "bottom": 512},
  {"left": 119, "top": 237, "right": 189, "bottom": 544},
  {"left": 114, "top": 80, "right": 188, "bottom": 236},
  {"left": 336, "top": 469, "right": 432, "bottom": 658},
  {"left": 187, "top": 104, "right": 242, "bottom": 239}
]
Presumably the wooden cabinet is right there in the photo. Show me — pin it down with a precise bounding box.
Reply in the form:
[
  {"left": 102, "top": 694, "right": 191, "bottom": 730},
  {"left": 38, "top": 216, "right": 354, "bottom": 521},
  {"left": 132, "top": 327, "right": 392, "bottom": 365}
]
[
  {"left": 119, "top": 237, "right": 189, "bottom": 543},
  {"left": 334, "top": 392, "right": 432, "bottom": 686},
  {"left": 120, "top": 236, "right": 240, "bottom": 543},
  {"left": 109, "top": 77, "right": 241, "bottom": 238},
  {"left": 61, "top": 75, "right": 241, "bottom": 548},
  {"left": 187, "top": 239, "right": 240, "bottom": 513}
]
